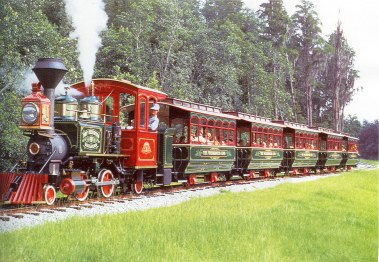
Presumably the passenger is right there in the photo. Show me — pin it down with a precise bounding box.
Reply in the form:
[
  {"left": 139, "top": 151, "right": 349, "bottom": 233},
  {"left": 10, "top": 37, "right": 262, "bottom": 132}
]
[
  {"left": 238, "top": 139, "right": 246, "bottom": 146},
  {"left": 196, "top": 129, "right": 206, "bottom": 144},
  {"left": 148, "top": 103, "right": 160, "bottom": 131},
  {"left": 268, "top": 139, "right": 273, "bottom": 148},
  {"left": 179, "top": 136, "right": 186, "bottom": 144},
  {"left": 206, "top": 132, "right": 214, "bottom": 145},
  {"left": 190, "top": 133, "right": 196, "bottom": 143}
]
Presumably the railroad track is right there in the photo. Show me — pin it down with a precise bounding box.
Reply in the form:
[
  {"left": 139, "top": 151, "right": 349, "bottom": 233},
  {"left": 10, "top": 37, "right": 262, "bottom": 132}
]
[{"left": 0, "top": 173, "right": 330, "bottom": 225}]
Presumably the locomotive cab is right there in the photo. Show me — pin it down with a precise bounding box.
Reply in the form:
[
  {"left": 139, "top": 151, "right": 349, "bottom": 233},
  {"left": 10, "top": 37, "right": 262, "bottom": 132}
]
[{"left": 70, "top": 79, "right": 168, "bottom": 169}]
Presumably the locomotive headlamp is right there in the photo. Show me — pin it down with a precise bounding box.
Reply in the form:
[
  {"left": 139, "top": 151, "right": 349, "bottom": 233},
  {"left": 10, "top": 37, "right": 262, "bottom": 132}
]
[
  {"left": 29, "top": 142, "right": 40, "bottom": 155},
  {"left": 22, "top": 103, "right": 39, "bottom": 124}
]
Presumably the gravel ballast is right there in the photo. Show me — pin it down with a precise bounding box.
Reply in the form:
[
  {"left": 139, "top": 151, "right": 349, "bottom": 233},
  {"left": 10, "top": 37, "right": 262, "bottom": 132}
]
[{"left": 0, "top": 174, "right": 342, "bottom": 233}]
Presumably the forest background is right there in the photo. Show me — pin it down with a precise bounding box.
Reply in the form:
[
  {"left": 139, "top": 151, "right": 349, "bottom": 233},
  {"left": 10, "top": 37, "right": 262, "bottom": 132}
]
[{"left": 0, "top": 0, "right": 377, "bottom": 171}]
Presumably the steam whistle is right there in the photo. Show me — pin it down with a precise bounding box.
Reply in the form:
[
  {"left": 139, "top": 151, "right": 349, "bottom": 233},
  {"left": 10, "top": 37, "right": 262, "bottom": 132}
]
[{"left": 90, "top": 81, "right": 95, "bottom": 96}]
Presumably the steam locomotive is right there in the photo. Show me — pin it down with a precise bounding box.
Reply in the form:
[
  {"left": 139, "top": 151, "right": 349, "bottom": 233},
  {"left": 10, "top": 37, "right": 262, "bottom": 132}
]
[{"left": 0, "top": 58, "right": 359, "bottom": 205}]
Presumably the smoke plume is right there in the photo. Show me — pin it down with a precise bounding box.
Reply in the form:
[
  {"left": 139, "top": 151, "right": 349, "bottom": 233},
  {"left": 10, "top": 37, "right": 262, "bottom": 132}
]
[
  {"left": 22, "top": 70, "right": 82, "bottom": 97},
  {"left": 64, "top": 0, "right": 108, "bottom": 87}
]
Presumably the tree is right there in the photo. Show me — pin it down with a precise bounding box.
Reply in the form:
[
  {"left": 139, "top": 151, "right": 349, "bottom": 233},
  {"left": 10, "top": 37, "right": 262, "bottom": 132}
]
[
  {"left": 258, "top": 0, "right": 290, "bottom": 48},
  {"left": 328, "top": 22, "right": 359, "bottom": 131},
  {"left": 289, "top": 0, "right": 323, "bottom": 126},
  {"left": 358, "top": 120, "right": 379, "bottom": 160},
  {"left": 0, "top": 92, "right": 28, "bottom": 171},
  {"left": 258, "top": 0, "right": 293, "bottom": 120},
  {"left": 343, "top": 115, "right": 361, "bottom": 138},
  {"left": 202, "top": 0, "right": 244, "bottom": 26},
  {"left": 0, "top": 0, "right": 77, "bottom": 170}
]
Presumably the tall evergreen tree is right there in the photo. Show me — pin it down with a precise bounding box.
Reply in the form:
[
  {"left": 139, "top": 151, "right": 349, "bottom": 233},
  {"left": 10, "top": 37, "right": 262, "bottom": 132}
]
[
  {"left": 328, "top": 22, "right": 359, "bottom": 131},
  {"left": 258, "top": 0, "right": 293, "bottom": 120},
  {"left": 290, "top": 0, "right": 323, "bottom": 126}
]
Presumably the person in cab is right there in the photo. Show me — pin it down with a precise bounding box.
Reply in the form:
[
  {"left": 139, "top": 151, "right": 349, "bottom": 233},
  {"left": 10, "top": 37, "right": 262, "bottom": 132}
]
[{"left": 149, "top": 103, "right": 160, "bottom": 131}]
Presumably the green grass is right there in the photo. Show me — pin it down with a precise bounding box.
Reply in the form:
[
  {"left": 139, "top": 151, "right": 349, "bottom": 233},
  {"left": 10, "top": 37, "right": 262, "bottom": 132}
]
[
  {"left": 1, "top": 169, "right": 377, "bottom": 262},
  {"left": 360, "top": 159, "right": 379, "bottom": 167}
]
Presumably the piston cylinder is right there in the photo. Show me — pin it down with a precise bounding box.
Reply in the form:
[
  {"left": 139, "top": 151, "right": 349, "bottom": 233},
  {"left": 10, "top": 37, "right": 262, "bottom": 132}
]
[{"left": 59, "top": 178, "right": 87, "bottom": 195}]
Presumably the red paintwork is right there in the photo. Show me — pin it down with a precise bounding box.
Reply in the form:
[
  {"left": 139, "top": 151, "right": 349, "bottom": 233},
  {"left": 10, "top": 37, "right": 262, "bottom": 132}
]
[
  {"left": 71, "top": 79, "right": 167, "bottom": 168},
  {"left": 99, "top": 169, "right": 114, "bottom": 196},
  {"left": 0, "top": 173, "right": 48, "bottom": 204},
  {"left": 249, "top": 170, "right": 255, "bottom": 179},
  {"left": 44, "top": 186, "right": 56, "bottom": 205},
  {"left": 59, "top": 178, "right": 76, "bottom": 195},
  {"left": 20, "top": 83, "right": 51, "bottom": 129},
  {"left": 210, "top": 172, "right": 218, "bottom": 183},
  {"left": 188, "top": 175, "right": 197, "bottom": 185}
]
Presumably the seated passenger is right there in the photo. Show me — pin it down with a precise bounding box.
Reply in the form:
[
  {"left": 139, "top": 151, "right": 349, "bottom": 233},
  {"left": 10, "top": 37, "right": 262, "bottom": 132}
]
[
  {"left": 194, "top": 130, "right": 206, "bottom": 144},
  {"left": 179, "top": 136, "right": 186, "bottom": 144},
  {"left": 216, "top": 136, "right": 226, "bottom": 145},
  {"left": 206, "top": 132, "right": 214, "bottom": 145}
]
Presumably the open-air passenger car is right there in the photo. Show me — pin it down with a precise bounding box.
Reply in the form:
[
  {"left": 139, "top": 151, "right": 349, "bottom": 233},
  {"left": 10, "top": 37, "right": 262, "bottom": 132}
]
[
  {"left": 225, "top": 112, "right": 284, "bottom": 179},
  {"left": 159, "top": 98, "right": 237, "bottom": 185},
  {"left": 343, "top": 136, "right": 359, "bottom": 169},
  {"left": 273, "top": 120, "right": 319, "bottom": 175}
]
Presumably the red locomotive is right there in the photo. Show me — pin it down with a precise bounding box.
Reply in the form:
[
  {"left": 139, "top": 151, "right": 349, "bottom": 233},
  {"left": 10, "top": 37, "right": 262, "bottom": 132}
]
[{"left": 0, "top": 58, "right": 359, "bottom": 205}]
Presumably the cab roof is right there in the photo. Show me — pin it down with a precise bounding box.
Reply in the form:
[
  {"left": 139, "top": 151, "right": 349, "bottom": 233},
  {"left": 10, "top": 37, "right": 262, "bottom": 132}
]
[{"left": 70, "top": 78, "right": 167, "bottom": 100}]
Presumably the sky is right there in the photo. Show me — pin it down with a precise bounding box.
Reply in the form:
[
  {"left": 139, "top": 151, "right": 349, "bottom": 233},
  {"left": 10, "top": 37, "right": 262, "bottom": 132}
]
[{"left": 243, "top": 0, "right": 379, "bottom": 123}]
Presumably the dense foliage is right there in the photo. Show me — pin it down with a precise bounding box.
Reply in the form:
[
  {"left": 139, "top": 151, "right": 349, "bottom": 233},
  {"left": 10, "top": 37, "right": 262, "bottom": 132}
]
[
  {"left": 358, "top": 120, "right": 379, "bottom": 160},
  {"left": 0, "top": 0, "right": 371, "bottom": 169}
]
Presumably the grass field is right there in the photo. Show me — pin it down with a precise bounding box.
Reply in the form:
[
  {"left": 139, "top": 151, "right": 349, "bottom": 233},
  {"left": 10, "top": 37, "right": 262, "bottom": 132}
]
[
  {"left": 1, "top": 168, "right": 377, "bottom": 261},
  {"left": 360, "top": 159, "right": 379, "bottom": 167}
]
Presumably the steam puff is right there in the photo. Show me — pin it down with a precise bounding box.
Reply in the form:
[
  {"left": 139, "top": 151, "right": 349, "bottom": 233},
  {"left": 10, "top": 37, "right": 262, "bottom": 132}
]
[
  {"left": 21, "top": 70, "right": 39, "bottom": 94},
  {"left": 64, "top": 0, "right": 108, "bottom": 87},
  {"left": 22, "top": 70, "right": 82, "bottom": 97}
]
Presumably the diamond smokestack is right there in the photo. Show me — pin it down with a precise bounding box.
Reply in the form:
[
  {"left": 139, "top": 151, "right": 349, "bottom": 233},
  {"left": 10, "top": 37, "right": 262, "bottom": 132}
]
[{"left": 32, "top": 58, "right": 68, "bottom": 131}]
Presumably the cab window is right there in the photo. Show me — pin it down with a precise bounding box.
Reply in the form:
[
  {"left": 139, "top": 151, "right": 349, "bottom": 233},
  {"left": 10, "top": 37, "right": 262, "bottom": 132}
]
[
  {"left": 139, "top": 98, "right": 146, "bottom": 128},
  {"left": 119, "top": 93, "right": 136, "bottom": 129}
]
